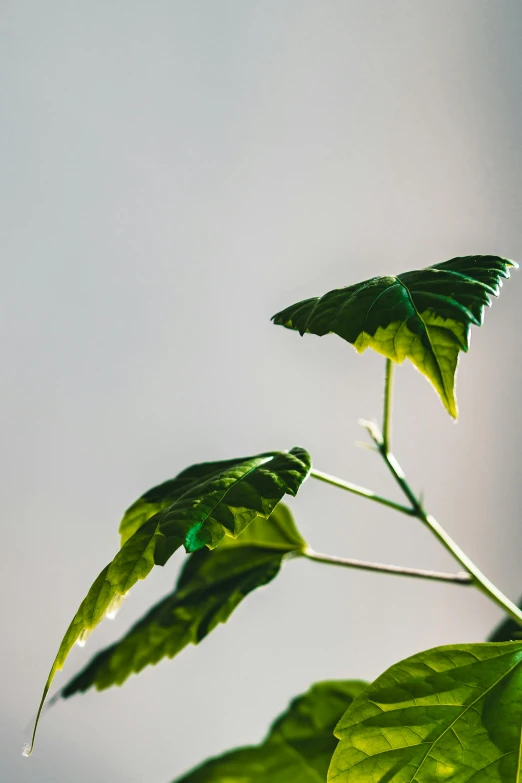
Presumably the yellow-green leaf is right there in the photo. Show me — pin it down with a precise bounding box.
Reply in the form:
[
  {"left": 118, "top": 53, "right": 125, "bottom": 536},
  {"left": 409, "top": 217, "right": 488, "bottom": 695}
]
[
  {"left": 329, "top": 641, "right": 522, "bottom": 783},
  {"left": 272, "top": 255, "right": 517, "bottom": 417}
]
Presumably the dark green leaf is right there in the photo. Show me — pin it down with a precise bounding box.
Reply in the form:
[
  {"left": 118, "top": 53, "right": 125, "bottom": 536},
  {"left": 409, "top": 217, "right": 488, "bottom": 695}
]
[
  {"left": 173, "top": 680, "right": 367, "bottom": 783},
  {"left": 59, "top": 505, "right": 306, "bottom": 695},
  {"left": 489, "top": 598, "right": 522, "bottom": 642},
  {"left": 29, "top": 448, "right": 311, "bottom": 753},
  {"left": 119, "top": 456, "right": 255, "bottom": 545},
  {"left": 329, "top": 641, "right": 522, "bottom": 783},
  {"left": 272, "top": 255, "right": 517, "bottom": 417}
]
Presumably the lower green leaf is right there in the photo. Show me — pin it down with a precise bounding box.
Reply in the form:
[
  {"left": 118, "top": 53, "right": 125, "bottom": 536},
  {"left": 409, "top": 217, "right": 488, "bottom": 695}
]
[
  {"left": 59, "top": 505, "right": 306, "bottom": 695},
  {"left": 173, "top": 680, "right": 368, "bottom": 783},
  {"left": 329, "top": 642, "right": 522, "bottom": 783},
  {"left": 28, "top": 448, "right": 311, "bottom": 753}
]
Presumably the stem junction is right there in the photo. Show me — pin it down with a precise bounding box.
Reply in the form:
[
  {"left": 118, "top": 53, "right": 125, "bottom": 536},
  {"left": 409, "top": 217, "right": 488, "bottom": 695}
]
[{"left": 309, "top": 357, "right": 522, "bottom": 628}]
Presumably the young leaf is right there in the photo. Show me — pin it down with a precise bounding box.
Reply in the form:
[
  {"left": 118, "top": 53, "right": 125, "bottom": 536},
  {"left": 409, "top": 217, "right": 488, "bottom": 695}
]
[
  {"left": 272, "top": 255, "right": 517, "bottom": 417},
  {"left": 329, "top": 641, "right": 522, "bottom": 783},
  {"left": 58, "top": 505, "right": 306, "bottom": 696},
  {"left": 173, "top": 680, "right": 368, "bottom": 783},
  {"left": 489, "top": 597, "right": 522, "bottom": 642},
  {"left": 28, "top": 448, "right": 311, "bottom": 753}
]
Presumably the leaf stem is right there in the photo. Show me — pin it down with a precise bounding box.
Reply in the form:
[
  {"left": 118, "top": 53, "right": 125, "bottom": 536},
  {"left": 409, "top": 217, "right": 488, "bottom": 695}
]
[
  {"left": 310, "top": 468, "right": 413, "bottom": 516},
  {"left": 361, "top": 419, "right": 522, "bottom": 627},
  {"left": 383, "top": 358, "right": 393, "bottom": 452},
  {"left": 302, "top": 549, "right": 472, "bottom": 584}
]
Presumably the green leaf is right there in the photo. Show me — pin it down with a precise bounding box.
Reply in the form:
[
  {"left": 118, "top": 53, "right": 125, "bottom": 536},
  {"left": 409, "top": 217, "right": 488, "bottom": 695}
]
[
  {"left": 173, "top": 680, "right": 368, "bottom": 783},
  {"left": 329, "top": 641, "right": 522, "bottom": 783},
  {"left": 28, "top": 448, "right": 311, "bottom": 753},
  {"left": 119, "top": 456, "right": 256, "bottom": 546},
  {"left": 59, "top": 505, "right": 306, "bottom": 696},
  {"left": 489, "top": 598, "right": 522, "bottom": 642},
  {"left": 272, "top": 255, "right": 517, "bottom": 417}
]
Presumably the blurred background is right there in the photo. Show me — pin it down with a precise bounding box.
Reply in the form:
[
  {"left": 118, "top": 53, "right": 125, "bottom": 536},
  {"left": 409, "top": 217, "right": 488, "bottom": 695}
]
[{"left": 2, "top": 1, "right": 522, "bottom": 781}]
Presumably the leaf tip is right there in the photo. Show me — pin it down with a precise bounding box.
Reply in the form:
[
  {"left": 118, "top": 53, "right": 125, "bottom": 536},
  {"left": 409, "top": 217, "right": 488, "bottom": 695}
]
[
  {"left": 76, "top": 628, "right": 92, "bottom": 648},
  {"left": 104, "top": 593, "right": 126, "bottom": 620},
  {"left": 442, "top": 394, "right": 458, "bottom": 420}
]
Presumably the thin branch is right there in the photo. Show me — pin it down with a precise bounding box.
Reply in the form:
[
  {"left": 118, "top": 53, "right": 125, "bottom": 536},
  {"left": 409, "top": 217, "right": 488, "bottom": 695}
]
[
  {"left": 302, "top": 549, "right": 472, "bottom": 584},
  {"left": 360, "top": 418, "right": 421, "bottom": 510},
  {"left": 360, "top": 419, "right": 522, "bottom": 627},
  {"left": 310, "top": 468, "right": 414, "bottom": 516}
]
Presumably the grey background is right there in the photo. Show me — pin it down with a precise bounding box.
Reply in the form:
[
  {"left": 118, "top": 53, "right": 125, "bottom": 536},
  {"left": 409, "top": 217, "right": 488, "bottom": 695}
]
[{"left": 2, "top": 2, "right": 522, "bottom": 781}]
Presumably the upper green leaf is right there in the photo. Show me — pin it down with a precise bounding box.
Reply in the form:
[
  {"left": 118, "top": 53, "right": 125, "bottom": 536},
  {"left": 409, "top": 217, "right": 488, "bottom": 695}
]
[
  {"left": 329, "top": 641, "right": 522, "bottom": 783},
  {"left": 28, "top": 448, "right": 311, "bottom": 753},
  {"left": 489, "top": 598, "right": 522, "bottom": 642},
  {"left": 118, "top": 456, "right": 258, "bottom": 546},
  {"left": 59, "top": 505, "right": 306, "bottom": 696},
  {"left": 173, "top": 680, "right": 368, "bottom": 783},
  {"left": 272, "top": 255, "right": 517, "bottom": 417}
]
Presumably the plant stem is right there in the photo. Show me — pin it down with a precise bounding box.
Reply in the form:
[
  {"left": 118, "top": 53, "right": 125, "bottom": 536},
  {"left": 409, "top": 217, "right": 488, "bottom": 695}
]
[
  {"left": 362, "top": 420, "right": 522, "bottom": 627},
  {"left": 310, "top": 468, "right": 414, "bottom": 516},
  {"left": 362, "top": 419, "right": 421, "bottom": 510},
  {"left": 383, "top": 358, "right": 393, "bottom": 451},
  {"left": 420, "top": 513, "right": 522, "bottom": 621},
  {"left": 302, "top": 549, "right": 472, "bottom": 584}
]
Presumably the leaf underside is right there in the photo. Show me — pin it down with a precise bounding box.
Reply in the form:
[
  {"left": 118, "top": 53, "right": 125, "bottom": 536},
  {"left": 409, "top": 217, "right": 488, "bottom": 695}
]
[
  {"left": 329, "top": 641, "right": 522, "bottom": 783},
  {"left": 272, "top": 255, "right": 517, "bottom": 417},
  {"left": 29, "top": 448, "right": 311, "bottom": 752},
  {"left": 59, "top": 505, "right": 306, "bottom": 696},
  {"left": 173, "top": 680, "right": 368, "bottom": 783}
]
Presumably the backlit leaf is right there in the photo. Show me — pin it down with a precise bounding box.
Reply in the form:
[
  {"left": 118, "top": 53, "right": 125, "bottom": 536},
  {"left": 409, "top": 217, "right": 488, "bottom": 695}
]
[
  {"left": 272, "top": 256, "right": 517, "bottom": 417},
  {"left": 329, "top": 641, "right": 522, "bottom": 783},
  {"left": 28, "top": 448, "right": 311, "bottom": 753},
  {"left": 174, "top": 680, "right": 367, "bottom": 783},
  {"left": 59, "top": 505, "right": 306, "bottom": 695}
]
